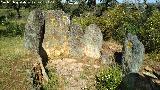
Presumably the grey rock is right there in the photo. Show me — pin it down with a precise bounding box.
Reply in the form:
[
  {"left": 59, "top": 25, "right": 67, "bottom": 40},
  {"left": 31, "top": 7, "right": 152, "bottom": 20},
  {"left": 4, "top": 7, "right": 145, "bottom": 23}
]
[
  {"left": 153, "top": 66, "right": 160, "bottom": 79},
  {"left": 122, "top": 33, "right": 144, "bottom": 75},
  {"left": 24, "top": 9, "right": 48, "bottom": 84},
  {"left": 68, "top": 24, "right": 84, "bottom": 58},
  {"left": 83, "top": 24, "right": 103, "bottom": 59},
  {"left": 43, "top": 10, "right": 70, "bottom": 58},
  {"left": 24, "top": 9, "right": 45, "bottom": 53},
  {"left": 100, "top": 51, "right": 111, "bottom": 65},
  {"left": 143, "top": 72, "right": 158, "bottom": 79},
  {"left": 118, "top": 73, "right": 154, "bottom": 90}
]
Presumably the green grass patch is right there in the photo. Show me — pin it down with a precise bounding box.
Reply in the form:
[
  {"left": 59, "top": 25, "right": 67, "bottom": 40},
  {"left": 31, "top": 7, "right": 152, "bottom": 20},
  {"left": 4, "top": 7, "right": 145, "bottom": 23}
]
[
  {"left": 0, "top": 36, "right": 26, "bottom": 60},
  {"left": 43, "top": 68, "right": 59, "bottom": 90},
  {"left": 0, "top": 36, "right": 33, "bottom": 89},
  {"left": 96, "top": 65, "right": 122, "bottom": 90}
]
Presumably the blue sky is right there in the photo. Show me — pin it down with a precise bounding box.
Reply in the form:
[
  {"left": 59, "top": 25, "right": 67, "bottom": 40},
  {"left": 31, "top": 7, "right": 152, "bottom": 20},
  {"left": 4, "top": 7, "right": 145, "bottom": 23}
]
[
  {"left": 96, "top": 0, "right": 156, "bottom": 3},
  {"left": 62, "top": 0, "right": 156, "bottom": 3}
]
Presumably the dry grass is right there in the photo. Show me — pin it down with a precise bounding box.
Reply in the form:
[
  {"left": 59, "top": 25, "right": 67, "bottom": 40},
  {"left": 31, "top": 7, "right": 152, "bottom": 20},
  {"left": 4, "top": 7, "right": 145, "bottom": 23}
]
[{"left": 0, "top": 37, "right": 33, "bottom": 90}]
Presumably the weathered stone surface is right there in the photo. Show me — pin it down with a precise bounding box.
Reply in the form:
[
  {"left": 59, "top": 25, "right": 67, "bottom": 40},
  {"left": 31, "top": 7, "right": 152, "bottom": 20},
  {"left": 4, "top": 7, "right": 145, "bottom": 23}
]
[
  {"left": 122, "top": 33, "right": 144, "bottom": 75},
  {"left": 83, "top": 24, "right": 103, "bottom": 59},
  {"left": 143, "top": 72, "right": 158, "bottom": 79},
  {"left": 43, "top": 10, "right": 70, "bottom": 58},
  {"left": 153, "top": 66, "right": 160, "bottom": 79},
  {"left": 25, "top": 10, "right": 103, "bottom": 60},
  {"left": 24, "top": 10, "right": 49, "bottom": 85},
  {"left": 68, "top": 24, "right": 84, "bottom": 58},
  {"left": 24, "top": 9, "right": 45, "bottom": 52},
  {"left": 144, "top": 66, "right": 153, "bottom": 72},
  {"left": 118, "top": 73, "right": 154, "bottom": 90}
]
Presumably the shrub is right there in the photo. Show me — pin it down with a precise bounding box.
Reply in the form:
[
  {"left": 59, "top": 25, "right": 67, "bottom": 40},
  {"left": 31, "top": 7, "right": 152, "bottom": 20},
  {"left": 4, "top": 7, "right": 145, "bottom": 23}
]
[
  {"left": 0, "top": 19, "right": 25, "bottom": 37},
  {"left": 73, "top": 5, "right": 160, "bottom": 53},
  {"left": 139, "top": 9, "right": 160, "bottom": 53},
  {"left": 96, "top": 65, "right": 122, "bottom": 90},
  {"left": 4, "top": 22, "right": 25, "bottom": 37}
]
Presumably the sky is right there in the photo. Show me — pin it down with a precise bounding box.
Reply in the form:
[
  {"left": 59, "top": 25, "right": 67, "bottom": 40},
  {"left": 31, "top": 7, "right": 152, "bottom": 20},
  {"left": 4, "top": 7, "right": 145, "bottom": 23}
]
[
  {"left": 96, "top": 0, "right": 156, "bottom": 3},
  {"left": 61, "top": 0, "right": 157, "bottom": 3}
]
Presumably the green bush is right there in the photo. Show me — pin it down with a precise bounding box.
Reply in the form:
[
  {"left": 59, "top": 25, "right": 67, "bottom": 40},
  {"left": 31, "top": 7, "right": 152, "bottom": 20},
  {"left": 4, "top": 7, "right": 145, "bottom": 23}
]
[
  {"left": 73, "top": 5, "right": 160, "bottom": 53},
  {"left": 96, "top": 65, "right": 122, "bottom": 90},
  {"left": 139, "top": 9, "right": 160, "bottom": 53},
  {"left": 1, "top": 22, "right": 25, "bottom": 37},
  {"left": 72, "top": 5, "right": 139, "bottom": 40}
]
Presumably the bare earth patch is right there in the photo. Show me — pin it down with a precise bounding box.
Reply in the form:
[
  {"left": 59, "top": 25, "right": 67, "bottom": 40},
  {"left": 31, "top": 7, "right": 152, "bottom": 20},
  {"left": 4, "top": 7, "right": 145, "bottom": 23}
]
[{"left": 48, "top": 58, "right": 101, "bottom": 90}]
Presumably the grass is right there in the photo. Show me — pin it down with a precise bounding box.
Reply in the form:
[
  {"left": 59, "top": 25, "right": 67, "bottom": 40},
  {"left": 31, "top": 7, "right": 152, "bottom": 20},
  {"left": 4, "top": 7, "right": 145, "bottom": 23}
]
[
  {"left": 0, "top": 36, "right": 60, "bottom": 89},
  {"left": 43, "top": 68, "right": 59, "bottom": 90},
  {"left": 95, "top": 65, "right": 122, "bottom": 90},
  {"left": 0, "top": 36, "right": 33, "bottom": 89}
]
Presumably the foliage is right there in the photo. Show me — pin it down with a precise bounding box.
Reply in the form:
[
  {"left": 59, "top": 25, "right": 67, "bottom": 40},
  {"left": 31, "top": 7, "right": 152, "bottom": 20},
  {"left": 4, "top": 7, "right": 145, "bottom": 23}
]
[
  {"left": 96, "top": 65, "right": 122, "bottom": 90},
  {"left": 140, "top": 9, "right": 160, "bottom": 53},
  {"left": 73, "top": 5, "right": 160, "bottom": 53},
  {"left": 0, "top": 21, "right": 25, "bottom": 37},
  {"left": 0, "top": 9, "right": 28, "bottom": 37},
  {"left": 73, "top": 5, "right": 125, "bottom": 40},
  {"left": 0, "top": 37, "right": 33, "bottom": 89},
  {"left": 43, "top": 68, "right": 59, "bottom": 90}
]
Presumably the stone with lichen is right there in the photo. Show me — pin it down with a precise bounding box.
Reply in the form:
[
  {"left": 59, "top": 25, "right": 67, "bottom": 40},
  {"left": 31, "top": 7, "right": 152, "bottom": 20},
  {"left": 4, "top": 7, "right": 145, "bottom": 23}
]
[
  {"left": 122, "top": 33, "right": 144, "bottom": 75},
  {"left": 43, "top": 10, "right": 70, "bottom": 58},
  {"left": 83, "top": 24, "right": 103, "bottom": 59},
  {"left": 24, "top": 9, "right": 45, "bottom": 53},
  {"left": 68, "top": 24, "right": 84, "bottom": 58}
]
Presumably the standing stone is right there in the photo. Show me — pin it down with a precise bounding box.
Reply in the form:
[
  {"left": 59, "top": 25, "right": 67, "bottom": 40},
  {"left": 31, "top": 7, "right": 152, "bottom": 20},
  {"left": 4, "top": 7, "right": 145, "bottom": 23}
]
[
  {"left": 24, "top": 9, "right": 49, "bottom": 84},
  {"left": 83, "top": 24, "right": 103, "bottom": 59},
  {"left": 118, "top": 73, "right": 153, "bottom": 90},
  {"left": 24, "top": 9, "right": 45, "bottom": 52},
  {"left": 68, "top": 24, "right": 84, "bottom": 58},
  {"left": 43, "top": 10, "right": 70, "bottom": 58},
  {"left": 122, "top": 33, "right": 144, "bottom": 75}
]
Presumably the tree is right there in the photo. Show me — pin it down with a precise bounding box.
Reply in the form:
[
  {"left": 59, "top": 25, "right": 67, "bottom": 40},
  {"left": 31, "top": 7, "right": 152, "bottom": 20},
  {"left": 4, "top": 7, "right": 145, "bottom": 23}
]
[
  {"left": 100, "top": 0, "right": 116, "bottom": 9},
  {"left": 87, "top": 0, "right": 96, "bottom": 9},
  {"left": 53, "top": 0, "right": 64, "bottom": 10},
  {"left": 7, "top": 0, "right": 22, "bottom": 18}
]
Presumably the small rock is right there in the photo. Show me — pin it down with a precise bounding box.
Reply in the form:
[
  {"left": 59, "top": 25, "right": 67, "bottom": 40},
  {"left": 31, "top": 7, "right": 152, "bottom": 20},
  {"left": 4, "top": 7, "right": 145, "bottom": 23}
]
[
  {"left": 151, "top": 79, "right": 160, "bottom": 89},
  {"left": 93, "top": 65, "right": 100, "bottom": 69},
  {"left": 143, "top": 72, "right": 158, "bottom": 79},
  {"left": 152, "top": 79, "right": 160, "bottom": 85},
  {"left": 144, "top": 66, "right": 153, "bottom": 72},
  {"left": 153, "top": 66, "right": 160, "bottom": 79}
]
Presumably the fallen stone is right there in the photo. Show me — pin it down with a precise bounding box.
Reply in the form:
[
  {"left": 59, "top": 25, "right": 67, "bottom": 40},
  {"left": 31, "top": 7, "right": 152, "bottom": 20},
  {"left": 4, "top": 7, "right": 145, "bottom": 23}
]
[
  {"left": 143, "top": 72, "right": 158, "bottom": 79},
  {"left": 118, "top": 73, "right": 153, "bottom": 90},
  {"left": 152, "top": 79, "right": 160, "bottom": 85},
  {"left": 153, "top": 66, "right": 160, "bottom": 79},
  {"left": 144, "top": 66, "right": 153, "bottom": 72},
  {"left": 151, "top": 79, "right": 160, "bottom": 90}
]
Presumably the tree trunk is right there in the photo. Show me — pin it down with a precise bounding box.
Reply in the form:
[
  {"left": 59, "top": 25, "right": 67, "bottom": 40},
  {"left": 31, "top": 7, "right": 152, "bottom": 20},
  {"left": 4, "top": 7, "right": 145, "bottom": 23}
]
[{"left": 15, "top": 2, "right": 21, "bottom": 18}]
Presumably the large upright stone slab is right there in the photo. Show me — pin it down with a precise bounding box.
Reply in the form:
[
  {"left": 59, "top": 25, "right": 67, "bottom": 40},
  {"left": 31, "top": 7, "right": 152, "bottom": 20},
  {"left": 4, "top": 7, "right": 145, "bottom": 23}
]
[
  {"left": 24, "top": 9, "right": 49, "bottom": 85},
  {"left": 68, "top": 24, "right": 84, "bottom": 58},
  {"left": 83, "top": 24, "right": 103, "bottom": 59},
  {"left": 24, "top": 9, "right": 45, "bottom": 52},
  {"left": 122, "top": 33, "right": 144, "bottom": 75},
  {"left": 43, "top": 10, "right": 70, "bottom": 58}
]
